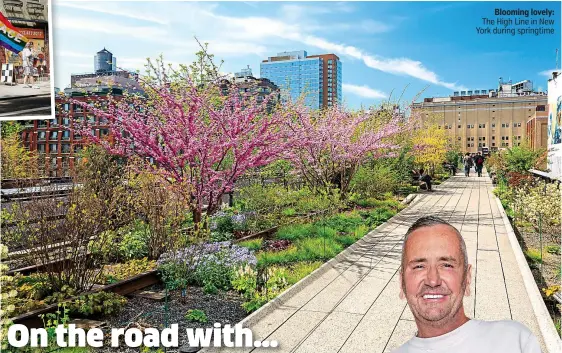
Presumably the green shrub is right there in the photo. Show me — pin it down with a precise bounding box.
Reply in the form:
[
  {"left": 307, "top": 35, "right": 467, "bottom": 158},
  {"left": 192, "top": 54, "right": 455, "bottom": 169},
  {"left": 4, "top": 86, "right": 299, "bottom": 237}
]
[
  {"left": 238, "top": 239, "right": 263, "bottom": 252},
  {"left": 69, "top": 292, "right": 127, "bottom": 317},
  {"left": 350, "top": 163, "right": 400, "bottom": 198},
  {"left": 504, "top": 144, "right": 543, "bottom": 174},
  {"left": 524, "top": 248, "right": 543, "bottom": 263},
  {"left": 282, "top": 208, "right": 297, "bottom": 216},
  {"left": 285, "top": 262, "right": 322, "bottom": 285},
  {"left": 276, "top": 224, "right": 316, "bottom": 241},
  {"left": 353, "top": 224, "right": 369, "bottom": 238},
  {"left": 102, "top": 258, "right": 156, "bottom": 284},
  {"left": 315, "top": 212, "right": 364, "bottom": 234},
  {"left": 119, "top": 221, "right": 150, "bottom": 260},
  {"left": 336, "top": 235, "right": 357, "bottom": 248},
  {"left": 257, "top": 246, "right": 299, "bottom": 266},
  {"left": 316, "top": 227, "right": 337, "bottom": 239},
  {"left": 361, "top": 207, "right": 395, "bottom": 227},
  {"left": 185, "top": 309, "right": 208, "bottom": 323},
  {"left": 295, "top": 237, "right": 343, "bottom": 261},
  {"left": 232, "top": 265, "right": 289, "bottom": 313},
  {"left": 546, "top": 245, "right": 561, "bottom": 255}
]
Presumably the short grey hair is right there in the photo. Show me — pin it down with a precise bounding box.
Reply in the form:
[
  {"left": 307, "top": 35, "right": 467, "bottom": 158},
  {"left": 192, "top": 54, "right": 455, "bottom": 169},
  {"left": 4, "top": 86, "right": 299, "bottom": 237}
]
[{"left": 401, "top": 216, "right": 468, "bottom": 273}]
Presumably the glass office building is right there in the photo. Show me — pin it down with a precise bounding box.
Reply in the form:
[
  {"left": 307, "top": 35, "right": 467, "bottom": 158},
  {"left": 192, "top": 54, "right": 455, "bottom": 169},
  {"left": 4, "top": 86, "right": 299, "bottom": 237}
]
[{"left": 260, "top": 51, "right": 341, "bottom": 110}]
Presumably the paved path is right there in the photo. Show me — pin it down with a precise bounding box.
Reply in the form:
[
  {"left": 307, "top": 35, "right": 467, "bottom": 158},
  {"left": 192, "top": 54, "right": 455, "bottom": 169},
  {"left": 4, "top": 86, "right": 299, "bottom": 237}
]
[{"left": 206, "top": 171, "right": 547, "bottom": 353}]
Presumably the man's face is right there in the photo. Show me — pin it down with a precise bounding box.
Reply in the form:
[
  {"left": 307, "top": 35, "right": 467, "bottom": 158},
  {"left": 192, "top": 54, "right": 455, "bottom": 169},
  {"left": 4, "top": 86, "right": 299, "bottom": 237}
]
[{"left": 400, "top": 225, "right": 471, "bottom": 326}]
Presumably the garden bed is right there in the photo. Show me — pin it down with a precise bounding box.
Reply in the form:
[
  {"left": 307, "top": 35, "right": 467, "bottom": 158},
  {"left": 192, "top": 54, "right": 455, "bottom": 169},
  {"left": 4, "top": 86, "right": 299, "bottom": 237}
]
[{"left": 98, "top": 285, "right": 248, "bottom": 353}]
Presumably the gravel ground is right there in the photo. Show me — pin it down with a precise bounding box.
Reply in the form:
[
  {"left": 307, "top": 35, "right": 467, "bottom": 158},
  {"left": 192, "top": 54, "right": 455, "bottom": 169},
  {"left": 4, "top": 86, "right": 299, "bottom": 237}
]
[{"left": 96, "top": 285, "right": 249, "bottom": 353}]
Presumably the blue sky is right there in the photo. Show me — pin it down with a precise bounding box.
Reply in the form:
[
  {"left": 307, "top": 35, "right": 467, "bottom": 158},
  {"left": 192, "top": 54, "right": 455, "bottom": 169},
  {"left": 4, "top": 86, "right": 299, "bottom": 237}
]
[{"left": 52, "top": 1, "right": 561, "bottom": 109}]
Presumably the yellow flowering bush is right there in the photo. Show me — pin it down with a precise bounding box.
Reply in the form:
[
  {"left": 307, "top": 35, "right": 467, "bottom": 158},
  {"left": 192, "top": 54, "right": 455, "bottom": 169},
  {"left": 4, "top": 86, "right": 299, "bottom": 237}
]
[
  {"left": 0, "top": 244, "right": 17, "bottom": 350},
  {"left": 513, "top": 183, "right": 561, "bottom": 238}
]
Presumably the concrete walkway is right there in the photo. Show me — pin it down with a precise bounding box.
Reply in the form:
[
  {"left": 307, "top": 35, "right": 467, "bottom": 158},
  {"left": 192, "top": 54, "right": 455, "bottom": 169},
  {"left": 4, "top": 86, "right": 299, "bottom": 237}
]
[
  {"left": 205, "top": 171, "right": 548, "bottom": 353},
  {"left": 0, "top": 80, "right": 51, "bottom": 100}
]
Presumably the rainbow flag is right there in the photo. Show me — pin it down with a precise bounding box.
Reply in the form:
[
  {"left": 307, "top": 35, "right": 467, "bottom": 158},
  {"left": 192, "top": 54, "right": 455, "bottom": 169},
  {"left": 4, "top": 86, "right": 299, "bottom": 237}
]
[{"left": 0, "top": 11, "right": 29, "bottom": 54}]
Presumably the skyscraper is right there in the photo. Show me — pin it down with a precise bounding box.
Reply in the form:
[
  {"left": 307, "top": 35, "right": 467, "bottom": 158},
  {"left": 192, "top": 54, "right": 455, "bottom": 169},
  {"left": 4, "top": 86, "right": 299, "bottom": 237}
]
[{"left": 260, "top": 50, "right": 342, "bottom": 110}]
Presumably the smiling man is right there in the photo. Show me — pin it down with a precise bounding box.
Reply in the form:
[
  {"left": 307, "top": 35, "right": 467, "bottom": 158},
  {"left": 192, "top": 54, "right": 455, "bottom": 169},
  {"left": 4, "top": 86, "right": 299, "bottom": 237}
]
[{"left": 393, "top": 216, "right": 542, "bottom": 353}]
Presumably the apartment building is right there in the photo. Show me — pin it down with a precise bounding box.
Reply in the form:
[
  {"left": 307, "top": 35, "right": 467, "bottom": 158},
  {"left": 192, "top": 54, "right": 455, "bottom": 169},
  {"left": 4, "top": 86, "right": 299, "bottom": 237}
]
[
  {"left": 260, "top": 50, "right": 342, "bottom": 110},
  {"left": 413, "top": 79, "right": 548, "bottom": 154}
]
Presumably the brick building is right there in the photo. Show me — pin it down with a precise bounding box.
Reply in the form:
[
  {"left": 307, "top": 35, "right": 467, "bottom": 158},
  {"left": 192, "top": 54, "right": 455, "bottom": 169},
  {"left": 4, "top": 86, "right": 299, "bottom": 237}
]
[{"left": 413, "top": 79, "right": 548, "bottom": 154}]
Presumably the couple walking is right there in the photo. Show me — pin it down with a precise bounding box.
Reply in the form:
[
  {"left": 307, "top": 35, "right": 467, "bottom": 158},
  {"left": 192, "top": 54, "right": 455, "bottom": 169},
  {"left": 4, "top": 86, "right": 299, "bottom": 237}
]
[{"left": 463, "top": 152, "right": 484, "bottom": 177}]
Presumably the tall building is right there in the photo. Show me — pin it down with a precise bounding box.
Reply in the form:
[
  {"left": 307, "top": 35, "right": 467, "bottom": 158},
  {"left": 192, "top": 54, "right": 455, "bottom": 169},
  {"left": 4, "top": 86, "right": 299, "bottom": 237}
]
[
  {"left": 413, "top": 79, "right": 548, "bottom": 154},
  {"left": 260, "top": 50, "right": 342, "bottom": 110}
]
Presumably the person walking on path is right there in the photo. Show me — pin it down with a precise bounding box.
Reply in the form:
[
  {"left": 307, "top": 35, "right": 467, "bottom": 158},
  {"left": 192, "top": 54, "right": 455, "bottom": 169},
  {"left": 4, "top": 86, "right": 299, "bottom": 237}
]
[
  {"left": 21, "top": 42, "right": 38, "bottom": 89},
  {"left": 463, "top": 153, "right": 472, "bottom": 177},
  {"left": 474, "top": 152, "right": 485, "bottom": 177},
  {"left": 392, "top": 216, "right": 542, "bottom": 353}
]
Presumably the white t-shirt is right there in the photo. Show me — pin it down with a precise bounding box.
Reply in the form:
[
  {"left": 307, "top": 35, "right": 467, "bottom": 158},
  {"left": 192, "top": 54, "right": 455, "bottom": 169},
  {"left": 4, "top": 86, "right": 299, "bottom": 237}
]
[
  {"left": 22, "top": 48, "right": 32, "bottom": 67},
  {"left": 392, "top": 320, "right": 542, "bottom": 353}
]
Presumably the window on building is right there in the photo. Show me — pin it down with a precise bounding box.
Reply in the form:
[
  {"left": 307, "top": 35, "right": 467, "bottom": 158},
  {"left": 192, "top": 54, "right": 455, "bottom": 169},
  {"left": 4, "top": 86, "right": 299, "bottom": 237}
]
[
  {"left": 492, "top": 143, "right": 495, "bottom": 147},
  {"left": 74, "top": 145, "right": 83, "bottom": 154},
  {"left": 457, "top": 136, "right": 461, "bottom": 140},
  {"left": 492, "top": 136, "right": 495, "bottom": 140},
  {"left": 62, "top": 130, "right": 70, "bottom": 140},
  {"left": 49, "top": 131, "right": 58, "bottom": 140},
  {"left": 517, "top": 122, "right": 522, "bottom": 127},
  {"left": 467, "top": 137, "right": 471, "bottom": 141},
  {"left": 536, "top": 105, "right": 546, "bottom": 111},
  {"left": 49, "top": 144, "right": 58, "bottom": 153},
  {"left": 38, "top": 131, "right": 46, "bottom": 140},
  {"left": 61, "top": 144, "right": 71, "bottom": 153},
  {"left": 479, "top": 143, "right": 482, "bottom": 147},
  {"left": 492, "top": 123, "right": 496, "bottom": 128},
  {"left": 467, "top": 144, "right": 470, "bottom": 148},
  {"left": 458, "top": 125, "right": 461, "bottom": 129},
  {"left": 506, "top": 136, "right": 509, "bottom": 140},
  {"left": 37, "top": 144, "right": 46, "bottom": 153},
  {"left": 38, "top": 120, "right": 48, "bottom": 128}
]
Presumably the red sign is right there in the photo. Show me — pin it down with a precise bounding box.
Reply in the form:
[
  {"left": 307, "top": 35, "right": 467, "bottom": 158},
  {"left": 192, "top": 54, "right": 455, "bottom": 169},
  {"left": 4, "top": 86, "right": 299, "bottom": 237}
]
[{"left": 14, "top": 27, "right": 44, "bottom": 39}]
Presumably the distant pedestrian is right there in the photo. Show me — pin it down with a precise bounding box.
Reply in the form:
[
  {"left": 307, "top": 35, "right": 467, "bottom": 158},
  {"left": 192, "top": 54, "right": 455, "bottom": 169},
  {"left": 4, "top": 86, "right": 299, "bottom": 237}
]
[
  {"left": 474, "top": 152, "right": 485, "bottom": 177},
  {"left": 463, "top": 153, "right": 472, "bottom": 177}
]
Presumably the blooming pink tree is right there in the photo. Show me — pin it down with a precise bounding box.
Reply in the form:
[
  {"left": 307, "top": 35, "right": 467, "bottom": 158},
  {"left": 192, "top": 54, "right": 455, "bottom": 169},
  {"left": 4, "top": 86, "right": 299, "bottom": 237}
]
[
  {"left": 285, "top": 103, "right": 418, "bottom": 196},
  {"left": 68, "top": 73, "right": 291, "bottom": 225}
]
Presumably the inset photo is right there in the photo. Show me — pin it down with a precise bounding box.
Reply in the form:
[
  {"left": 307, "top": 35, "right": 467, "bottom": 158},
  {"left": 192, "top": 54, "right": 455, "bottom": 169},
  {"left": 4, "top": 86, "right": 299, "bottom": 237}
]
[{"left": 0, "top": 0, "right": 53, "bottom": 118}]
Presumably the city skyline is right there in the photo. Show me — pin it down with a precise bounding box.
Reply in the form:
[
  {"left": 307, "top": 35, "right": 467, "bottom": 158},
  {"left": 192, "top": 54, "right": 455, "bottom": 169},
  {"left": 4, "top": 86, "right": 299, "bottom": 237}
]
[{"left": 53, "top": 1, "right": 560, "bottom": 109}]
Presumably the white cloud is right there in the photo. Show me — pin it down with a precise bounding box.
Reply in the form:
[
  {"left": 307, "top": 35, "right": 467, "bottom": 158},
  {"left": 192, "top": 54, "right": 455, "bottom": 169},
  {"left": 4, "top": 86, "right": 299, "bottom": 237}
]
[
  {"left": 539, "top": 69, "right": 561, "bottom": 77},
  {"left": 208, "top": 10, "right": 466, "bottom": 91},
  {"left": 52, "top": 2, "right": 466, "bottom": 92},
  {"left": 360, "top": 19, "right": 392, "bottom": 34},
  {"left": 55, "top": 1, "right": 169, "bottom": 25},
  {"left": 54, "top": 51, "right": 92, "bottom": 59},
  {"left": 53, "top": 16, "right": 178, "bottom": 46},
  {"left": 343, "top": 83, "right": 387, "bottom": 99}
]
